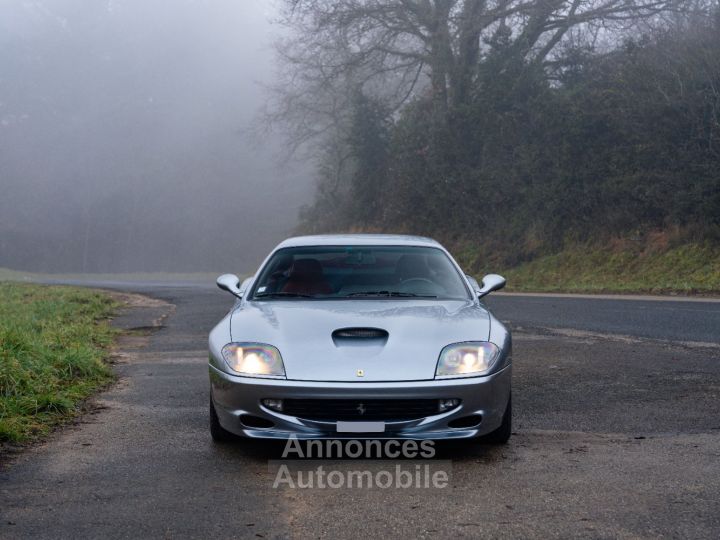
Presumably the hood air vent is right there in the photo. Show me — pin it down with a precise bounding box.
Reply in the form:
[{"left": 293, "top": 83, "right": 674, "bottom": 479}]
[
  {"left": 332, "top": 328, "right": 389, "bottom": 339},
  {"left": 332, "top": 328, "right": 389, "bottom": 347}
]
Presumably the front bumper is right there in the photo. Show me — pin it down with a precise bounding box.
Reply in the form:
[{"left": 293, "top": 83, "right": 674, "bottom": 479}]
[{"left": 210, "top": 363, "right": 511, "bottom": 440}]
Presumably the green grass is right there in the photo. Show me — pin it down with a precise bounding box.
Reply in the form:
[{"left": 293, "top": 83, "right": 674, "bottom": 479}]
[
  {"left": 500, "top": 242, "right": 720, "bottom": 295},
  {"left": 0, "top": 283, "right": 119, "bottom": 443}
]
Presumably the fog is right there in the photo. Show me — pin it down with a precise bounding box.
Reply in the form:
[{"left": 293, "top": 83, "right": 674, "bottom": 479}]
[{"left": 0, "top": 0, "right": 312, "bottom": 274}]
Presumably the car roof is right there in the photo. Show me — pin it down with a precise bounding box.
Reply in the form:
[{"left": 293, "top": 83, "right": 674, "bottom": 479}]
[{"left": 275, "top": 234, "right": 443, "bottom": 249}]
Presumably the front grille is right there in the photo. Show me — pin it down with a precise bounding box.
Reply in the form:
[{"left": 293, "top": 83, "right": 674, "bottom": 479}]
[{"left": 281, "top": 399, "right": 444, "bottom": 422}]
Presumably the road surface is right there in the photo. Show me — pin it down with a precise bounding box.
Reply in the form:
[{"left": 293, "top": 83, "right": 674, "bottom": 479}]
[
  {"left": 487, "top": 292, "right": 720, "bottom": 344},
  {"left": 1, "top": 285, "right": 719, "bottom": 539}
]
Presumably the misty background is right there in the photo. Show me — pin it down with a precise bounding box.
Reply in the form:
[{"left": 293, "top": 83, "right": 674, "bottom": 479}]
[
  {"left": 1, "top": 0, "right": 311, "bottom": 274},
  {"left": 2, "top": 0, "right": 718, "bottom": 283}
]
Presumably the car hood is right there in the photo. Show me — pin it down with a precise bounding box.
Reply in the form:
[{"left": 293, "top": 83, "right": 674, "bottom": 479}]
[{"left": 228, "top": 299, "right": 490, "bottom": 382}]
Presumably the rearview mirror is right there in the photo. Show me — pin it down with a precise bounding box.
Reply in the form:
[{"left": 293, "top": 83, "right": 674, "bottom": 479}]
[
  {"left": 477, "top": 274, "right": 506, "bottom": 299},
  {"left": 216, "top": 274, "right": 243, "bottom": 299}
]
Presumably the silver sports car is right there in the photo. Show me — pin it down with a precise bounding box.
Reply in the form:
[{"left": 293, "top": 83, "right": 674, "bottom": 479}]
[{"left": 209, "top": 234, "right": 511, "bottom": 443}]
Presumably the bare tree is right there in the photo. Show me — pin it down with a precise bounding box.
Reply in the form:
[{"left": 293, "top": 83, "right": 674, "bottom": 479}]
[{"left": 267, "top": 0, "right": 688, "bottom": 151}]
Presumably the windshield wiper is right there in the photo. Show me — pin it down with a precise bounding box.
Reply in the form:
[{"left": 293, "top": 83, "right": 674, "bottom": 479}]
[
  {"left": 254, "top": 292, "right": 314, "bottom": 299},
  {"left": 343, "top": 291, "right": 436, "bottom": 298}
]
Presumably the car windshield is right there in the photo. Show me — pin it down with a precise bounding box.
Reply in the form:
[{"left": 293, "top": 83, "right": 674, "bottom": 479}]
[{"left": 249, "top": 245, "right": 471, "bottom": 300}]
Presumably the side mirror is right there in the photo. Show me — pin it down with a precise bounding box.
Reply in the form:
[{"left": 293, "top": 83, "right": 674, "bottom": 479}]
[
  {"left": 477, "top": 274, "right": 506, "bottom": 299},
  {"left": 216, "top": 274, "right": 243, "bottom": 299}
]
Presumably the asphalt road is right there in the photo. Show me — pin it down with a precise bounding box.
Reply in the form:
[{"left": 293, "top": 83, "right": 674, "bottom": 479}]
[
  {"left": 486, "top": 292, "right": 720, "bottom": 344},
  {"left": 1, "top": 286, "right": 719, "bottom": 539}
]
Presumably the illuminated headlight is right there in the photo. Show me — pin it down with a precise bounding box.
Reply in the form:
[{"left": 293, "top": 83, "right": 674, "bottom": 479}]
[
  {"left": 221, "top": 343, "right": 286, "bottom": 378},
  {"left": 435, "top": 342, "right": 501, "bottom": 378}
]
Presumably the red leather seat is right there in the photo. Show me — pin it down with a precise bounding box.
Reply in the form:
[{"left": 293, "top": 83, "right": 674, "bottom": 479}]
[{"left": 282, "top": 258, "right": 333, "bottom": 295}]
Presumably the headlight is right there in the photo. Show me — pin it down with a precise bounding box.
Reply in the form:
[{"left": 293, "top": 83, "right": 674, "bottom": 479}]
[
  {"left": 435, "top": 342, "right": 501, "bottom": 378},
  {"left": 221, "top": 343, "right": 286, "bottom": 378}
]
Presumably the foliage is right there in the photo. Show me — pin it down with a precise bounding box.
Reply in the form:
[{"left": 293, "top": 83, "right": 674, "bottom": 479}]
[
  {"left": 0, "top": 283, "right": 118, "bottom": 443},
  {"left": 297, "top": 7, "right": 720, "bottom": 272}
]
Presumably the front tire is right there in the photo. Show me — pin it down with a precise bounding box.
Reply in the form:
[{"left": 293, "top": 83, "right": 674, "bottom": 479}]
[
  {"left": 481, "top": 395, "right": 512, "bottom": 444},
  {"left": 210, "top": 397, "right": 235, "bottom": 443}
]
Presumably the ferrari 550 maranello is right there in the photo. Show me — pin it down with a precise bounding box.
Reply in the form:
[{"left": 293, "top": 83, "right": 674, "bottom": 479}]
[{"left": 209, "top": 234, "right": 511, "bottom": 444}]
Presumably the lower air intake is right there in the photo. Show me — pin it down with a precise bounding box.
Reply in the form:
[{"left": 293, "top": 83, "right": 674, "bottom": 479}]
[{"left": 282, "top": 399, "right": 449, "bottom": 421}]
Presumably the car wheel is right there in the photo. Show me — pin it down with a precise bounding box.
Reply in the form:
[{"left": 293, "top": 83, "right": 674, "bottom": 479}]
[
  {"left": 481, "top": 395, "right": 512, "bottom": 445},
  {"left": 210, "top": 397, "right": 235, "bottom": 443}
]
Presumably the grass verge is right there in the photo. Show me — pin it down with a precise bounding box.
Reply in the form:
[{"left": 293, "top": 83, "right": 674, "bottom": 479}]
[
  {"left": 500, "top": 242, "right": 720, "bottom": 295},
  {"left": 0, "top": 283, "right": 119, "bottom": 443}
]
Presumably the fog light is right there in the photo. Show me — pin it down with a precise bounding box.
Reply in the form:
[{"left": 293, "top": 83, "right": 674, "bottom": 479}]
[
  {"left": 438, "top": 399, "right": 460, "bottom": 412},
  {"left": 262, "top": 398, "right": 284, "bottom": 412}
]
